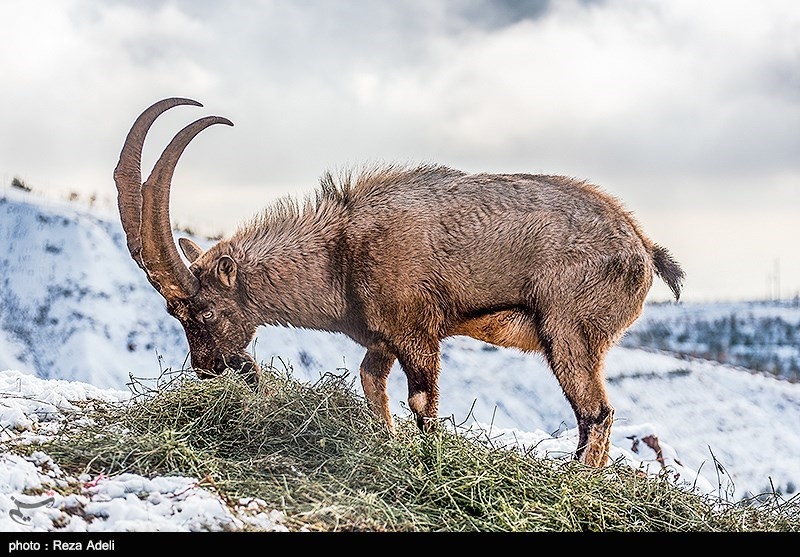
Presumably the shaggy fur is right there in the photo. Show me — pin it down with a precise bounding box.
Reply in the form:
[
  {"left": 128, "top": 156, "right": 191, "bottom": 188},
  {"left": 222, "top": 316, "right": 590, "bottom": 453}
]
[{"left": 115, "top": 98, "right": 685, "bottom": 468}]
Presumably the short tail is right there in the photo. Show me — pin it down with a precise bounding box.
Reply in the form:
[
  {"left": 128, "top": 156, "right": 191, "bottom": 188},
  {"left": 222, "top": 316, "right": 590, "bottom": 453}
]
[{"left": 653, "top": 245, "right": 685, "bottom": 301}]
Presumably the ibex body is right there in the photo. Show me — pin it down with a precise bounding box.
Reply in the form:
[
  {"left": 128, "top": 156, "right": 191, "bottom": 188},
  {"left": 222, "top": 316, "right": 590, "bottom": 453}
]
[{"left": 114, "top": 98, "right": 684, "bottom": 467}]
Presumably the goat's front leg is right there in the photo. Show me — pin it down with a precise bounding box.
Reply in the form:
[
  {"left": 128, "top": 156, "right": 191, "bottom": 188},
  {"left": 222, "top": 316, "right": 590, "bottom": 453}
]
[
  {"left": 396, "top": 343, "right": 441, "bottom": 432},
  {"left": 360, "top": 348, "right": 396, "bottom": 432}
]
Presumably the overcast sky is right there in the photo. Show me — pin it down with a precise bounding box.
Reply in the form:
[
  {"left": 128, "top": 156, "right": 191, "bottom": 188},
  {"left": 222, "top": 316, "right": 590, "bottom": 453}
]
[{"left": 1, "top": 0, "right": 798, "bottom": 302}]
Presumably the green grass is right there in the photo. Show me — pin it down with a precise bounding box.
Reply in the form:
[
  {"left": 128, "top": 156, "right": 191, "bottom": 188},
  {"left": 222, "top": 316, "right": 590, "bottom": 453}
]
[{"left": 17, "top": 361, "right": 800, "bottom": 532}]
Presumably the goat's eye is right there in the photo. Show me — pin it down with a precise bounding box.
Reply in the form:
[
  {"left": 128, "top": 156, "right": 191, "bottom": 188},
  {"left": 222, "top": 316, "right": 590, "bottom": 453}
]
[{"left": 202, "top": 310, "right": 214, "bottom": 321}]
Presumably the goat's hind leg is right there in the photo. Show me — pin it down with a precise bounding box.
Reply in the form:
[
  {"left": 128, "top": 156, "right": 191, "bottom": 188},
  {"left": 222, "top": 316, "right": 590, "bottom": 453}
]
[{"left": 545, "top": 329, "right": 615, "bottom": 467}]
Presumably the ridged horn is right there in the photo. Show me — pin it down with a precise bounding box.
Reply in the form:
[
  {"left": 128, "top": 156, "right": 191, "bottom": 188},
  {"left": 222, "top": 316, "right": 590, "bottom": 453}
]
[
  {"left": 141, "top": 114, "right": 233, "bottom": 300},
  {"left": 113, "top": 97, "right": 233, "bottom": 301}
]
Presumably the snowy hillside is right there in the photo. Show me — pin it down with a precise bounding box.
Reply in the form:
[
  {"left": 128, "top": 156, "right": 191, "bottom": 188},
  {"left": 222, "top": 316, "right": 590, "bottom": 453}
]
[
  {"left": 0, "top": 189, "right": 187, "bottom": 387},
  {"left": 2, "top": 186, "right": 800, "bottom": 502}
]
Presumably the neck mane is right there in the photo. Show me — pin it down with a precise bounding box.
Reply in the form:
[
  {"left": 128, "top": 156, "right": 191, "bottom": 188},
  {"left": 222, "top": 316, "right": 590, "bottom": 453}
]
[{"left": 227, "top": 191, "right": 349, "bottom": 332}]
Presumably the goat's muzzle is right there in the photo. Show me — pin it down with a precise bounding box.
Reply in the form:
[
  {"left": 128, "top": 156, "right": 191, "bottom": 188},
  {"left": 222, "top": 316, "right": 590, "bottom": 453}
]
[{"left": 195, "top": 352, "right": 261, "bottom": 388}]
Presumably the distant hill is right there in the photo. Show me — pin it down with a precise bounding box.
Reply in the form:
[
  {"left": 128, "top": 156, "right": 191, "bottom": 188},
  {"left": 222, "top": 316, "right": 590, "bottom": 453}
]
[{"left": 621, "top": 300, "right": 800, "bottom": 381}]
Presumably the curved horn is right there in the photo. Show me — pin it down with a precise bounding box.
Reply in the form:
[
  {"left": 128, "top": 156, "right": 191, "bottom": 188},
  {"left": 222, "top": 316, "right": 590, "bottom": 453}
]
[
  {"left": 114, "top": 97, "right": 202, "bottom": 271},
  {"left": 113, "top": 97, "right": 233, "bottom": 301},
  {"left": 141, "top": 115, "right": 234, "bottom": 300}
]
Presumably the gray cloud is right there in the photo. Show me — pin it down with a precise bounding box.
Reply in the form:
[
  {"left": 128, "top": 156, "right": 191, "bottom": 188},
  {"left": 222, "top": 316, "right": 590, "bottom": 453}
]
[{"left": 1, "top": 0, "right": 798, "bottom": 301}]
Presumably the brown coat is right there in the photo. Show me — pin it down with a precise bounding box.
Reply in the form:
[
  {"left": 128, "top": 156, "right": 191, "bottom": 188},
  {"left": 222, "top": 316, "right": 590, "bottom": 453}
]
[{"left": 115, "top": 98, "right": 684, "bottom": 467}]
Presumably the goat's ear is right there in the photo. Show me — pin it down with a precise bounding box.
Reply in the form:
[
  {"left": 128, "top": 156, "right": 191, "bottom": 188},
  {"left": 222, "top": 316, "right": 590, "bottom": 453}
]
[
  {"left": 178, "top": 237, "right": 204, "bottom": 263},
  {"left": 215, "top": 255, "right": 237, "bottom": 288}
]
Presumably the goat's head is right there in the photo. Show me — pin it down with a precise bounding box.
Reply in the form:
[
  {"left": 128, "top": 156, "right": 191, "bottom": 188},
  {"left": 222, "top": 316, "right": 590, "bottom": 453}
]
[{"left": 113, "top": 97, "right": 259, "bottom": 383}]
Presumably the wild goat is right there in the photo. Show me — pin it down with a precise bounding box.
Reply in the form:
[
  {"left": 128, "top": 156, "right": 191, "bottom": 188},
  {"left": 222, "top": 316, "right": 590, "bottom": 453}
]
[{"left": 114, "top": 97, "right": 684, "bottom": 467}]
